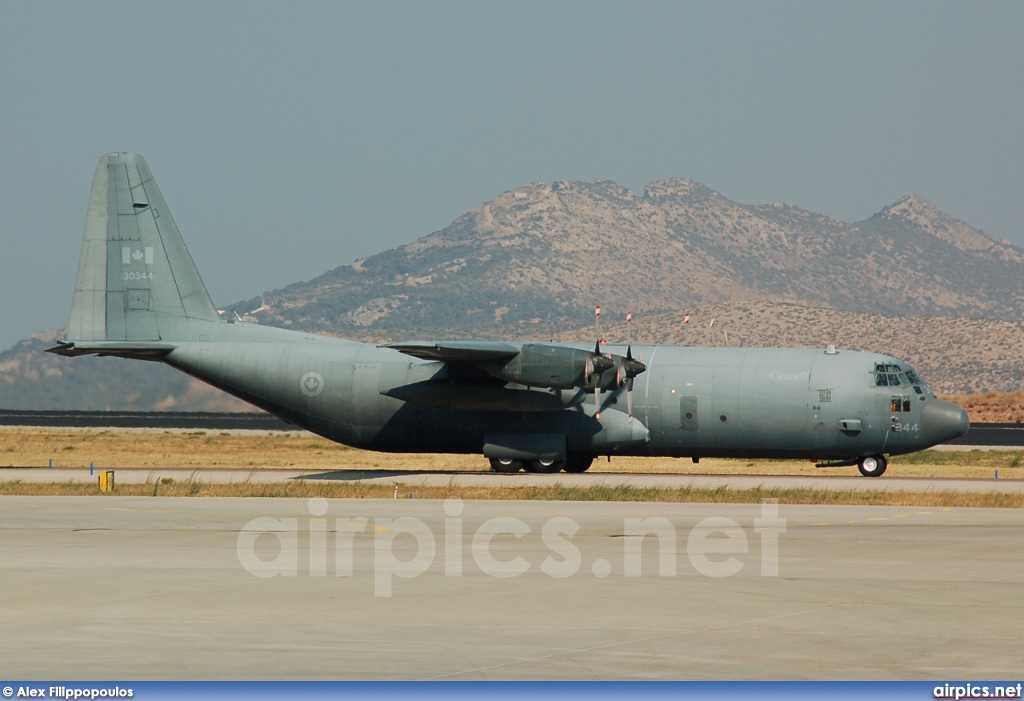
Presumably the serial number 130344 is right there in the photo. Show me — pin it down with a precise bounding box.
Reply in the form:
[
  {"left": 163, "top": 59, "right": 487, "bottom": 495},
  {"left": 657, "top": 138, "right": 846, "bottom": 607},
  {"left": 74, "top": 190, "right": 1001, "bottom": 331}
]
[{"left": 122, "top": 271, "right": 153, "bottom": 281}]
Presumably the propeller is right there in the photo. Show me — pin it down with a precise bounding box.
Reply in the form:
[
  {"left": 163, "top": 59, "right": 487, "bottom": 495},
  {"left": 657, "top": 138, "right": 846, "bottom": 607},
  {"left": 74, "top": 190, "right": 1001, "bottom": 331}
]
[
  {"left": 619, "top": 311, "right": 647, "bottom": 421},
  {"left": 592, "top": 305, "right": 609, "bottom": 419},
  {"left": 586, "top": 306, "right": 646, "bottom": 421}
]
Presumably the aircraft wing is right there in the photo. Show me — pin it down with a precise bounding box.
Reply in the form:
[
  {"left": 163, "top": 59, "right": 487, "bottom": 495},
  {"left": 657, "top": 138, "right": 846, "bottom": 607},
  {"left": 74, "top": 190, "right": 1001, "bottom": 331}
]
[
  {"left": 385, "top": 339, "right": 647, "bottom": 421},
  {"left": 385, "top": 341, "right": 520, "bottom": 362}
]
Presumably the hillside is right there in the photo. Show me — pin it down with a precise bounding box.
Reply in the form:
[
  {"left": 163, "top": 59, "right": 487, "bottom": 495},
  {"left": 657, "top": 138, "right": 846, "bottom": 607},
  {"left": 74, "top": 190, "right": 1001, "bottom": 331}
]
[
  {"left": 4, "top": 302, "right": 1023, "bottom": 410},
  {"left": 5, "top": 175, "right": 1024, "bottom": 410},
  {"left": 559, "top": 301, "right": 1024, "bottom": 396},
  {"left": 225, "top": 178, "right": 1024, "bottom": 339}
]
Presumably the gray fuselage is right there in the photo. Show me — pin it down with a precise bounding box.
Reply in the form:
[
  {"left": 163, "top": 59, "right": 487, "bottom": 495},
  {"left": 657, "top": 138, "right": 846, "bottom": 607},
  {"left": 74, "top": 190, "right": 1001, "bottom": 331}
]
[{"left": 161, "top": 322, "right": 966, "bottom": 463}]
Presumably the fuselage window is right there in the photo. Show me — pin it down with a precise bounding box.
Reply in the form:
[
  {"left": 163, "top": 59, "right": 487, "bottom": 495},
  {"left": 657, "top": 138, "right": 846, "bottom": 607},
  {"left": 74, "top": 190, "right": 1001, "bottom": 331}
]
[
  {"left": 891, "top": 396, "right": 912, "bottom": 413},
  {"left": 891, "top": 396, "right": 901, "bottom": 412}
]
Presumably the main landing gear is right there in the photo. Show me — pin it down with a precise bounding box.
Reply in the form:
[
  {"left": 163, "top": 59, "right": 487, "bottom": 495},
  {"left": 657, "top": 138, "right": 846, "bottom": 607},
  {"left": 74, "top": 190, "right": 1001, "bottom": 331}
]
[
  {"left": 858, "top": 454, "right": 888, "bottom": 477},
  {"left": 488, "top": 454, "right": 595, "bottom": 474},
  {"left": 489, "top": 458, "right": 523, "bottom": 473},
  {"left": 524, "top": 457, "right": 565, "bottom": 473}
]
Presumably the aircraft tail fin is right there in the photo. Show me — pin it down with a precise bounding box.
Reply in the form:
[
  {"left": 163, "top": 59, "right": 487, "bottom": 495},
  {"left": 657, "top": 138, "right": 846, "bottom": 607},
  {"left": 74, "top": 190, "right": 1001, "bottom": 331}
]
[{"left": 63, "top": 152, "right": 223, "bottom": 346}]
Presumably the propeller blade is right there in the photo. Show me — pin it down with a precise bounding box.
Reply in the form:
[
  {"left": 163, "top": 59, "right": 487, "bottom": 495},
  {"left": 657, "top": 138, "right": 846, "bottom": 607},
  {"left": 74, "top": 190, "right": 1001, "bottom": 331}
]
[
  {"left": 626, "top": 376, "right": 634, "bottom": 422},
  {"left": 590, "top": 305, "right": 613, "bottom": 420}
]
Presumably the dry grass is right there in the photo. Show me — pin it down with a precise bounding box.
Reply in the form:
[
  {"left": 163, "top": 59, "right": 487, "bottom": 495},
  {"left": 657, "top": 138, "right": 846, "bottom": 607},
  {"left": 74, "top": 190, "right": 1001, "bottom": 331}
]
[
  {"left": 0, "top": 479, "right": 1021, "bottom": 509},
  {"left": 1, "top": 428, "right": 1021, "bottom": 483},
  {"left": 942, "top": 390, "right": 1024, "bottom": 424},
  {"left": 0, "top": 428, "right": 480, "bottom": 472}
]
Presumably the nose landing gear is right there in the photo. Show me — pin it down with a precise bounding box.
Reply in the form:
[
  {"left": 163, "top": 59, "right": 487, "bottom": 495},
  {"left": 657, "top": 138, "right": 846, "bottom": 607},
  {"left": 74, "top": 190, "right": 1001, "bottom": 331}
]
[{"left": 858, "top": 454, "right": 888, "bottom": 477}]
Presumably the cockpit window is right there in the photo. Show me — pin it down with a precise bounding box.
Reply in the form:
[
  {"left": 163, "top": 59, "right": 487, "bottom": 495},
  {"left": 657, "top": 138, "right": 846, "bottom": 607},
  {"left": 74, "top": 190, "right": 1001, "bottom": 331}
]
[
  {"left": 874, "top": 362, "right": 930, "bottom": 394},
  {"left": 874, "top": 363, "right": 903, "bottom": 386}
]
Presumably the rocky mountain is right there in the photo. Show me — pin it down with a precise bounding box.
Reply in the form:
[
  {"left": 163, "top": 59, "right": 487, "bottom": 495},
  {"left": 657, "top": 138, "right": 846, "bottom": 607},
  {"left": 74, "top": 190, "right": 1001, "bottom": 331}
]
[
  {"left": 226, "top": 178, "right": 1024, "bottom": 339},
  {"left": 4, "top": 177, "right": 1024, "bottom": 410},
  {"left": 4, "top": 301, "right": 1024, "bottom": 410},
  {"left": 556, "top": 302, "right": 1024, "bottom": 396}
]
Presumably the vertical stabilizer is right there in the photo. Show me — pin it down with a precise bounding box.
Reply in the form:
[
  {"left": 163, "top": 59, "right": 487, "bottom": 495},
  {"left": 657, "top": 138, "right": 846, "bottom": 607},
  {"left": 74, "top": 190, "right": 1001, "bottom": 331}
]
[{"left": 66, "top": 153, "right": 222, "bottom": 343}]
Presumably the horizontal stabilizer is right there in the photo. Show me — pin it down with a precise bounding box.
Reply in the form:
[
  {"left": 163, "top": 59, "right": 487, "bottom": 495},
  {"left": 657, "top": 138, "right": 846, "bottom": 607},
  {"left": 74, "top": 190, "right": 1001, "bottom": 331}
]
[{"left": 47, "top": 340, "right": 175, "bottom": 360}]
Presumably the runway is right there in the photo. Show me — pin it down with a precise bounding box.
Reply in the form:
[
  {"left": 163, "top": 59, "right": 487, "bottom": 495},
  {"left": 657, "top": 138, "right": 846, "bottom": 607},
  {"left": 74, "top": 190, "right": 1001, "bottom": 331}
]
[
  {"left": 1, "top": 496, "right": 1022, "bottom": 679},
  {"left": 1, "top": 466, "right": 1022, "bottom": 493}
]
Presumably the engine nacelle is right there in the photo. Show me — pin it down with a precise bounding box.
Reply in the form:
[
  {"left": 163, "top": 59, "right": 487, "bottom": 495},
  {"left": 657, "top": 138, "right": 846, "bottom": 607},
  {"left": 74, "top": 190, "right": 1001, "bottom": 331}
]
[{"left": 480, "top": 343, "right": 613, "bottom": 389}]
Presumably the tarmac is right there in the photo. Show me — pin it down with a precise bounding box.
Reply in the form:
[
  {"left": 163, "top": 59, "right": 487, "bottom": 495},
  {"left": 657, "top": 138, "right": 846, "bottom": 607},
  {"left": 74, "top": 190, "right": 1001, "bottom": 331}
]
[{"left": 1, "top": 496, "right": 1022, "bottom": 680}]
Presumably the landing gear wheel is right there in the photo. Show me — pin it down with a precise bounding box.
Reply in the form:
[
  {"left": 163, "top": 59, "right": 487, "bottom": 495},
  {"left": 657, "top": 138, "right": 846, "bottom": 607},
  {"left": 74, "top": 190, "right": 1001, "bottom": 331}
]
[
  {"left": 563, "top": 454, "right": 595, "bottom": 473},
  {"left": 525, "top": 458, "right": 565, "bottom": 474},
  {"left": 858, "top": 455, "right": 887, "bottom": 477},
  {"left": 490, "top": 458, "right": 523, "bottom": 473}
]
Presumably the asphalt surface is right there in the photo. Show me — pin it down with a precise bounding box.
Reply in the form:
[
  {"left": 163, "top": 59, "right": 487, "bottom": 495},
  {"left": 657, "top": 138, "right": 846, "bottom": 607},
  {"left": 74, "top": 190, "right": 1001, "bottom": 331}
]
[
  {"left": 1, "top": 496, "right": 1021, "bottom": 680},
  {"left": 0, "top": 409, "right": 292, "bottom": 430},
  {"left": 948, "top": 423, "right": 1024, "bottom": 446}
]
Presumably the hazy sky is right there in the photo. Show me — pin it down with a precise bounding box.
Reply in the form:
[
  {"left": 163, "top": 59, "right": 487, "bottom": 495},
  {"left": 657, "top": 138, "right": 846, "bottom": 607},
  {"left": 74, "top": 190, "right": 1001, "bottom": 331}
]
[{"left": 2, "top": 1, "right": 1022, "bottom": 351}]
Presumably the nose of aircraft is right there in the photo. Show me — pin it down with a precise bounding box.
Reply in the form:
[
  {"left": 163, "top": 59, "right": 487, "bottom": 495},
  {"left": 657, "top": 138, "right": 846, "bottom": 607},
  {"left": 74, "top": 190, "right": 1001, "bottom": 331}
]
[{"left": 919, "top": 399, "right": 970, "bottom": 446}]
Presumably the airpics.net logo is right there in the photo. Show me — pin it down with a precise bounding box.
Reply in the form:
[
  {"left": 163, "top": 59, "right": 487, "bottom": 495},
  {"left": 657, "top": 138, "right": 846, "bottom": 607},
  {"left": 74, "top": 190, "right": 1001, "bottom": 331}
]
[{"left": 236, "top": 499, "right": 787, "bottom": 597}]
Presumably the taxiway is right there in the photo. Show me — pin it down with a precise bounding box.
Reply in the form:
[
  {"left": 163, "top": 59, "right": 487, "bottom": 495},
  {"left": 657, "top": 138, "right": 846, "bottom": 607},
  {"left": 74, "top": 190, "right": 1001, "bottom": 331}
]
[{"left": 1, "top": 496, "right": 1021, "bottom": 679}]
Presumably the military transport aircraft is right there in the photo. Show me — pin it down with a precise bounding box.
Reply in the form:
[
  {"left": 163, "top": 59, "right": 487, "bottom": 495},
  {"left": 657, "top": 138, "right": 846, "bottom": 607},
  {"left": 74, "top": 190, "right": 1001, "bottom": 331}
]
[{"left": 49, "top": 153, "right": 969, "bottom": 477}]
